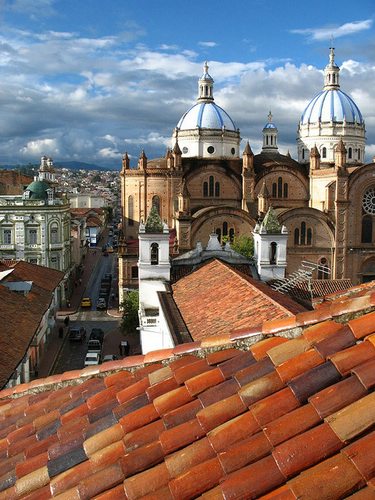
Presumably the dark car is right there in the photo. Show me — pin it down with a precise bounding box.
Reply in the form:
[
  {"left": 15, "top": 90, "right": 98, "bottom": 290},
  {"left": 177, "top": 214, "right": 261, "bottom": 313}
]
[
  {"left": 68, "top": 327, "right": 86, "bottom": 342},
  {"left": 89, "top": 328, "right": 104, "bottom": 344}
]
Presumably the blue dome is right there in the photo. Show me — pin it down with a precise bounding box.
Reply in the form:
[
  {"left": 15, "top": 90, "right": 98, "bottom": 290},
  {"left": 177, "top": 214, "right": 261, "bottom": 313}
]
[
  {"left": 177, "top": 102, "right": 237, "bottom": 131},
  {"left": 264, "top": 122, "right": 277, "bottom": 129},
  {"left": 301, "top": 88, "right": 363, "bottom": 125}
]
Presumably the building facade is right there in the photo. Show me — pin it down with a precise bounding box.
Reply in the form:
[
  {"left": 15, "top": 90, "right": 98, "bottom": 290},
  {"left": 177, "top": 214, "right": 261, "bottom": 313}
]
[
  {"left": 0, "top": 158, "right": 71, "bottom": 274},
  {"left": 120, "top": 50, "right": 375, "bottom": 291}
]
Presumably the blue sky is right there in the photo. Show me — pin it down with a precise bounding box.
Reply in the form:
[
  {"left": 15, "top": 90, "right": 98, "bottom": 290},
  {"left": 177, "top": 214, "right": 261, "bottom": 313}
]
[{"left": 0, "top": 0, "right": 374, "bottom": 167}]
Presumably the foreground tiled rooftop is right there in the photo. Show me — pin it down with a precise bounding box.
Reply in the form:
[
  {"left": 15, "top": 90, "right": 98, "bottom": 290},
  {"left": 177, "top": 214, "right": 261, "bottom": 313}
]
[{"left": 0, "top": 281, "right": 375, "bottom": 498}]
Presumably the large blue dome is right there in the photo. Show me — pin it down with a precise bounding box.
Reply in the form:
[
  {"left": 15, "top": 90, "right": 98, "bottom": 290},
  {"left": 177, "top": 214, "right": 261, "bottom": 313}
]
[
  {"left": 177, "top": 102, "right": 237, "bottom": 131},
  {"left": 301, "top": 88, "right": 363, "bottom": 125}
]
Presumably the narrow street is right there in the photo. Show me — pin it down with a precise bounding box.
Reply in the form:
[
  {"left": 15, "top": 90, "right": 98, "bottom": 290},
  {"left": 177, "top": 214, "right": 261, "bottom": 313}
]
[{"left": 52, "top": 238, "right": 124, "bottom": 374}]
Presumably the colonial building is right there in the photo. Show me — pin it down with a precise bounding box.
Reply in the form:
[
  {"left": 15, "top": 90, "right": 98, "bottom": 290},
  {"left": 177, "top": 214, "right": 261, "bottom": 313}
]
[
  {"left": 119, "top": 49, "right": 375, "bottom": 292},
  {"left": 0, "top": 157, "right": 71, "bottom": 277}
]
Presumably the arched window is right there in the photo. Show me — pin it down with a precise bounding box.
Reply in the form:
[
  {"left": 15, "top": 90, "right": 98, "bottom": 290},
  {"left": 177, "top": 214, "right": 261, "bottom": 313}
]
[
  {"left": 358, "top": 150, "right": 361, "bottom": 160},
  {"left": 203, "top": 182, "right": 208, "bottom": 197},
  {"left": 216, "top": 228, "right": 221, "bottom": 242},
  {"left": 318, "top": 257, "right": 329, "bottom": 279},
  {"left": 209, "top": 176, "right": 214, "bottom": 197},
  {"left": 150, "top": 243, "right": 159, "bottom": 265},
  {"left": 128, "top": 195, "right": 134, "bottom": 226},
  {"left": 348, "top": 147, "right": 352, "bottom": 159},
  {"left": 270, "top": 242, "right": 277, "bottom": 264},
  {"left": 302, "top": 149, "right": 305, "bottom": 160},
  {"left": 50, "top": 224, "right": 59, "bottom": 244},
  {"left": 223, "top": 222, "right": 228, "bottom": 237},
  {"left": 229, "top": 228, "right": 234, "bottom": 242},
  {"left": 152, "top": 195, "right": 161, "bottom": 216},
  {"left": 283, "top": 183, "right": 288, "bottom": 198},
  {"left": 294, "top": 228, "right": 299, "bottom": 245},
  {"left": 322, "top": 147, "right": 327, "bottom": 159},
  {"left": 272, "top": 183, "right": 277, "bottom": 198},
  {"left": 174, "top": 197, "right": 179, "bottom": 212},
  {"left": 307, "top": 228, "right": 312, "bottom": 245},
  {"left": 278, "top": 177, "right": 282, "bottom": 198},
  {"left": 362, "top": 215, "right": 373, "bottom": 243},
  {"left": 215, "top": 182, "right": 220, "bottom": 197},
  {"left": 294, "top": 221, "right": 312, "bottom": 246}
]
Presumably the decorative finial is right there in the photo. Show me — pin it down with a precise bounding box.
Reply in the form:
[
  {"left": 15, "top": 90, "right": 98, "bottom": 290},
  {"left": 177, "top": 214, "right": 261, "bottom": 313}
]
[
  {"left": 268, "top": 111, "right": 273, "bottom": 123},
  {"left": 204, "top": 61, "right": 209, "bottom": 74},
  {"left": 329, "top": 45, "right": 335, "bottom": 66}
]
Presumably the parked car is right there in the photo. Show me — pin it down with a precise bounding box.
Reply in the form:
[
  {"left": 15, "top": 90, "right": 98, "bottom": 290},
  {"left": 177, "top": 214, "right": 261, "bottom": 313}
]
[
  {"left": 68, "top": 327, "right": 86, "bottom": 343},
  {"left": 84, "top": 352, "right": 101, "bottom": 367},
  {"left": 87, "top": 339, "right": 102, "bottom": 354},
  {"left": 80, "top": 297, "right": 92, "bottom": 308},
  {"left": 89, "top": 328, "right": 104, "bottom": 343},
  {"left": 102, "top": 354, "right": 118, "bottom": 363},
  {"left": 96, "top": 297, "right": 107, "bottom": 310}
]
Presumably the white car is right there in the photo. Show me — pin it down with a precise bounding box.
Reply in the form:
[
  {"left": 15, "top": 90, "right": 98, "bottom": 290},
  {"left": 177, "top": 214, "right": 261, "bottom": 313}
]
[{"left": 84, "top": 352, "right": 101, "bottom": 367}]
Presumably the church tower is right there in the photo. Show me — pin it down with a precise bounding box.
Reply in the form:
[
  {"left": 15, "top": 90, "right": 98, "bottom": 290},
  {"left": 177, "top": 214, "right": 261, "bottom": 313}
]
[
  {"left": 253, "top": 207, "right": 288, "bottom": 281},
  {"left": 262, "top": 112, "right": 278, "bottom": 152}
]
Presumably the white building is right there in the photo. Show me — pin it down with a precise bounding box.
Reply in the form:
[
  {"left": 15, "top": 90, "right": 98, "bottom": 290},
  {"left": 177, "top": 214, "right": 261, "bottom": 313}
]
[{"left": 0, "top": 159, "right": 71, "bottom": 274}]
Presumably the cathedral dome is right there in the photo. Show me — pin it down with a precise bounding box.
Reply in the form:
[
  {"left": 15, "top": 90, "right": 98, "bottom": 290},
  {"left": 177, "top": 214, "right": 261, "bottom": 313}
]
[
  {"left": 301, "top": 88, "right": 363, "bottom": 125},
  {"left": 173, "top": 62, "right": 240, "bottom": 159},
  {"left": 297, "top": 48, "right": 366, "bottom": 165},
  {"left": 177, "top": 102, "right": 237, "bottom": 131}
]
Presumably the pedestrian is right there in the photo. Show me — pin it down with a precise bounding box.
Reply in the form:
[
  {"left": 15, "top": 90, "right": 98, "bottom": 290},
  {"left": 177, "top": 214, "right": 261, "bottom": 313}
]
[
  {"left": 66, "top": 300, "right": 71, "bottom": 308},
  {"left": 64, "top": 316, "right": 69, "bottom": 326},
  {"left": 78, "top": 278, "right": 82, "bottom": 285}
]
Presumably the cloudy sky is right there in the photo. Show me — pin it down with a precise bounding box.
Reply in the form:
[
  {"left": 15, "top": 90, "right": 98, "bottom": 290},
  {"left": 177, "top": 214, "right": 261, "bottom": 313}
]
[{"left": 0, "top": 0, "right": 374, "bottom": 168}]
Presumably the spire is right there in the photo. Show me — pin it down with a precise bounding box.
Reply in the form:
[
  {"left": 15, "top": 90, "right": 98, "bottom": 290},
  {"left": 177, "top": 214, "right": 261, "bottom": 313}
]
[
  {"left": 197, "top": 61, "right": 214, "bottom": 102},
  {"left": 258, "top": 181, "right": 269, "bottom": 198},
  {"left": 310, "top": 144, "right": 320, "bottom": 158},
  {"left": 262, "top": 111, "right": 278, "bottom": 152},
  {"left": 324, "top": 46, "right": 340, "bottom": 90},
  {"left": 243, "top": 141, "right": 253, "bottom": 156},
  {"left": 260, "top": 206, "right": 282, "bottom": 233},
  {"left": 122, "top": 152, "right": 130, "bottom": 170}
]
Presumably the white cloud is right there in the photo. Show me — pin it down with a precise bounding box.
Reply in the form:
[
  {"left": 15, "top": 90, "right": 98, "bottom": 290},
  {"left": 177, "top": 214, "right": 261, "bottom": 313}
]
[
  {"left": 20, "top": 138, "right": 59, "bottom": 156},
  {"left": 291, "top": 19, "right": 373, "bottom": 41},
  {"left": 98, "top": 147, "right": 121, "bottom": 159},
  {"left": 198, "top": 41, "right": 218, "bottom": 48}
]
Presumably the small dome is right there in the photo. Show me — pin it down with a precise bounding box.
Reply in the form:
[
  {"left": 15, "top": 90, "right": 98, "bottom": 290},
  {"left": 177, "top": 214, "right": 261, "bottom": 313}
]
[
  {"left": 301, "top": 88, "right": 363, "bottom": 125},
  {"left": 263, "top": 122, "right": 277, "bottom": 129},
  {"left": 24, "top": 180, "right": 50, "bottom": 200},
  {"left": 177, "top": 102, "right": 237, "bottom": 131}
]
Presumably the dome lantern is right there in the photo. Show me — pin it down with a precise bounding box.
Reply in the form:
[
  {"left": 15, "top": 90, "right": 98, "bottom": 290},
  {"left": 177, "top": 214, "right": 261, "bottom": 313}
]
[
  {"left": 324, "top": 47, "right": 340, "bottom": 90},
  {"left": 262, "top": 111, "right": 278, "bottom": 152},
  {"left": 198, "top": 61, "right": 214, "bottom": 102}
]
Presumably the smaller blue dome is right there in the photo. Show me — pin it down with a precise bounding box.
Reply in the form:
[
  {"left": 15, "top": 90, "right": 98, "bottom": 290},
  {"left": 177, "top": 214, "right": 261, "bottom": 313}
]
[{"left": 264, "top": 122, "right": 277, "bottom": 129}]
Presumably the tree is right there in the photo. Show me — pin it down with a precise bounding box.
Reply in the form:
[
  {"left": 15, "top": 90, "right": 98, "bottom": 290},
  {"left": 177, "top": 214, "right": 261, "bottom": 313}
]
[
  {"left": 121, "top": 291, "right": 139, "bottom": 334},
  {"left": 230, "top": 235, "right": 254, "bottom": 259}
]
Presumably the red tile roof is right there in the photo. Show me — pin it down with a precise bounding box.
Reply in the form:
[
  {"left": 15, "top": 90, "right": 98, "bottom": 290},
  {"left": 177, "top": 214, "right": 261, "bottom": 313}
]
[
  {"left": 172, "top": 259, "right": 306, "bottom": 341},
  {"left": 0, "top": 281, "right": 374, "bottom": 498},
  {"left": 0, "top": 261, "right": 64, "bottom": 388}
]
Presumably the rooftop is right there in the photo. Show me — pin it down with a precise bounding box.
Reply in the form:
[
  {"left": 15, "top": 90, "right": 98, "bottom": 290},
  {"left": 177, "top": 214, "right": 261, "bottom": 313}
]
[{"left": 1, "top": 279, "right": 374, "bottom": 498}]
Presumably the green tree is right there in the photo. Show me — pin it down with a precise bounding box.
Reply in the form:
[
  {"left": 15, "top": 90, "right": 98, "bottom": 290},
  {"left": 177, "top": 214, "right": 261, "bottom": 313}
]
[
  {"left": 120, "top": 291, "right": 139, "bottom": 334},
  {"left": 230, "top": 235, "right": 254, "bottom": 259},
  {"left": 103, "top": 205, "right": 113, "bottom": 223}
]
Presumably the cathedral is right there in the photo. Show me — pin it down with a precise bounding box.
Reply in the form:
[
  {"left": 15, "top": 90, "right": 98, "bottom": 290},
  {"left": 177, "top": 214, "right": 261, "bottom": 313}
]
[{"left": 119, "top": 48, "right": 375, "bottom": 292}]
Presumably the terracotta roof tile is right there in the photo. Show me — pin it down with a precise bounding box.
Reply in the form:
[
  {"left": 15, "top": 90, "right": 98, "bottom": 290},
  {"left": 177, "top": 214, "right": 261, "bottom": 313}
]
[
  {"left": 309, "top": 375, "right": 368, "bottom": 418},
  {"left": 0, "top": 280, "right": 375, "bottom": 499},
  {"left": 328, "top": 340, "right": 375, "bottom": 376},
  {"left": 288, "top": 453, "right": 364, "bottom": 500},
  {"left": 263, "top": 403, "right": 321, "bottom": 447},
  {"left": 348, "top": 311, "right": 375, "bottom": 339},
  {"left": 325, "top": 392, "right": 375, "bottom": 442},
  {"left": 273, "top": 422, "right": 342, "bottom": 478}
]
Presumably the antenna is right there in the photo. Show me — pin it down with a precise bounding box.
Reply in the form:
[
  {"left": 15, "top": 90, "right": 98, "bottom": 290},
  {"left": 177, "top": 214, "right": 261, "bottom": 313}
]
[{"left": 271, "top": 260, "right": 330, "bottom": 296}]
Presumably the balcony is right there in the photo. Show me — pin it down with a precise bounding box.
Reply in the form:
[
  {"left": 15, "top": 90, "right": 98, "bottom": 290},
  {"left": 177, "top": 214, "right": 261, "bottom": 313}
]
[
  {"left": 0, "top": 244, "right": 15, "bottom": 251},
  {"left": 49, "top": 242, "right": 64, "bottom": 250}
]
